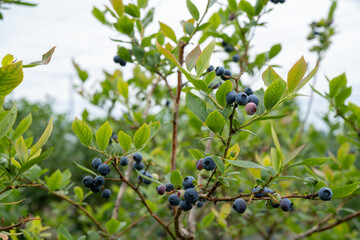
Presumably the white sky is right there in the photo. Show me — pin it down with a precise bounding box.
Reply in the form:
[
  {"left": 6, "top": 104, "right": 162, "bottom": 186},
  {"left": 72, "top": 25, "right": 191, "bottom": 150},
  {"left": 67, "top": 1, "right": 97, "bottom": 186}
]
[{"left": 0, "top": 0, "right": 359, "bottom": 128}]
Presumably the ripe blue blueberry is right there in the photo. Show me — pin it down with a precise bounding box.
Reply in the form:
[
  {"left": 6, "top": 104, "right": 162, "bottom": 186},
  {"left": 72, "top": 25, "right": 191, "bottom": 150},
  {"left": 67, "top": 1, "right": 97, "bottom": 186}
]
[
  {"left": 92, "top": 158, "right": 102, "bottom": 170},
  {"left": 113, "top": 55, "right": 121, "bottom": 63},
  {"left": 156, "top": 185, "right": 166, "bottom": 195},
  {"left": 180, "top": 200, "right": 193, "bottom": 211},
  {"left": 83, "top": 176, "right": 93, "bottom": 188},
  {"left": 197, "top": 200, "right": 204, "bottom": 207},
  {"left": 133, "top": 153, "right": 143, "bottom": 163},
  {"left": 226, "top": 91, "right": 236, "bottom": 105},
  {"left": 102, "top": 189, "right": 111, "bottom": 199},
  {"left": 232, "top": 55, "right": 240, "bottom": 62},
  {"left": 97, "top": 164, "right": 110, "bottom": 176},
  {"left": 264, "top": 187, "right": 274, "bottom": 194},
  {"left": 221, "top": 69, "right": 232, "bottom": 80},
  {"left": 168, "top": 194, "right": 180, "bottom": 206},
  {"left": 118, "top": 58, "right": 126, "bottom": 66},
  {"left": 318, "top": 187, "right": 332, "bottom": 201},
  {"left": 229, "top": 13, "right": 236, "bottom": 21},
  {"left": 215, "top": 67, "right": 225, "bottom": 76},
  {"left": 252, "top": 187, "right": 265, "bottom": 198},
  {"left": 224, "top": 44, "right": 234, "bottom": 52},
  {"left": 183, "top": 176, "right": 196, "bottom": 189},
  {"left": 207, "top": 65, "right": 214, "bottom": 72},
  {"left": 138, "top": 170, "right": 153, "bottom": 185},
  {"left": 235, "top": 92, "right": 249, "bottom": 106},
  {"left": 248, "top": 95, "right": 259, "bottom": 106},
  {"left": 91, "top": 184, "right": 101, "bottom": 193},
  {"left": 202, "top": 156, "right": 216, "bottom": 171},
  {"left": 165, "top": 183, "right": 175, "bottom": 192},
  {"left": 211, "top": 82, "right": 221, "bottom": 90},
  {"left": 280, "top": 198, "right": 293, "bottom": 212},
  {"left": 244, "top": 87, "right": 253, "bottom": 96},
  {"left": 120, "top": 157, "right": 128, "bottom": 166},
  {"left": 133, "top": 162, "right": 144, "bottom": 170},
  {"left": 245, "top": 102, "right": 257, "bottom": 115},
  {"left": 270, "top": 199, "right": 280, "bottom": 208},
  {"left": 184, "top": 188, "right": 199, "bottom": 204},
  {"left": 94, "top": 176, "right": 105, "bottom": 186},
  {"left": 196, "top": 159, "right": 204, "bottom": 170},
  {"left": 233, "top": 198, "right": 247, "bottom": 214}
]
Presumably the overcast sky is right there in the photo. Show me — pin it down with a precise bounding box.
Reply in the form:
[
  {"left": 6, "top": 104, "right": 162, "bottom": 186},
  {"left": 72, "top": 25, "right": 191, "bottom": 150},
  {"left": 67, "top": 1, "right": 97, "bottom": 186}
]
[{"left": 1, "top": 0, "right": 359, "bottom": 128}]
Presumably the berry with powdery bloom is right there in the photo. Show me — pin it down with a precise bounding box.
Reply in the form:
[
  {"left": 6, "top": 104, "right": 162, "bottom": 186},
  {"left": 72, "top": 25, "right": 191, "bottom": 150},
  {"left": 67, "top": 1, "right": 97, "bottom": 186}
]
[
  {"left": 168, "top": 194, "right": 180, "bottom": 206},
  {"left": 165, "top": 183, "right": 175, "bottom": 192},
  {"left": 318, "top": 187, "right": 333, "bottom": 201},
  {"left": 233, "top": 198, "right": 247, "bottom": 214},
  {"left": 120, "top": 157, "right": 128, "bottom": 166}
]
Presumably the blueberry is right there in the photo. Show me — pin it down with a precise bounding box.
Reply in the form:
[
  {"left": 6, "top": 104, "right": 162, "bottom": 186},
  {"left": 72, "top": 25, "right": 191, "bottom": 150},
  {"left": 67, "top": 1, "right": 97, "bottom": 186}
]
[
  {"left": 197, "top": 201, "right": 204, "bottom": 207},
  {"left": 233, "top": 198, "right": 247, "bottom": 214},
  {"left": 97, "top": 164, "right": 110, "bottom": 176},
  {"left": 113, "top": 55, "right": 121, "bottom": 63},
  {"left": 119, "top": 58, "right": 126, "bottom": 66},
  {"left": 215, "top": 67, "right": 225, "bottom": 76},
  {"left": 133, "top": 153, "right": 143, "bottom": 163},
  {"left": 133, "top": 162, "right": 144, "bottom": 170},
  {"left": 248, "top": 95, "right": 259, "bottom": 106},
  {"left": 168, "top": 194, "right": 180, "bottom": 206},
  {"left": 202, "top": 156, "right": 216, "bottom": 171},
  {"left": 102, "top": 189, "right": 111, "bottom": 199},
  {"left": 91, "top": 184, "right": 101, "bottom": 193},
  {"left": 180, "top": 200, "right": 193, "bottom": 211},
  {"left": 244, "top": 87, "right": 253, "bottom": 96},
  {"left": 229, "top": 13, "right": 236, "bottom": 21},
  {"left": 83, "top": 176, "right": 93, "bottom": 188},
  {"left": 252, "top": 187, "right": 265, "bottom": 198},
  {"left": 165, "top": 183, "right": 175, "bottom": 192},
  {"left": 270, "top": 199, "right": 280, "bottom": 208},
  {"left": 264, "top": 187, "right": 274, "bottom": 194},
  {"left": 318, "top": 187, "right": 332, "bottom": 201},
  {"left": 92, "top": 158, "right": 102, "bottom": 170},
  {"left": 245, "top": 102, "right": 257, "bottom": 115},
  {"left": 280, "top": 198, "right": 293, "bottom": 212},
  {"left": 225, "top": 45, "right": 234, "bottom": 52},
  {"left": 120, "top": 157, "right": 128, "bottom": 166},
  {"left": 156, "top": 185, "right": 166, "bottom": 195},
  {"left": 196, "top": 159, "right": 204, "bottom": 170},
  {"left": 221, "top": 69, "right": 232, "bottom": 80},
  {"left": 183, "top": 176, "right": 196, "bottom": 190},
  {"left": 211, "top": 82, "right": 221, "bottom": 89},
  {"left": 207, "top": 65, "right": 214, "bottom": 72},
  {"left": 94, "top": 176, "right": 105, "bottom": 186},
  {"left": 165, "top": 99, "right": 171, "bottom": 107},
  {"left": 221, "top": 41, "right": 227, "bottom": 47},
  {"left": 235, "top": 92, "right": 249, "bottom": 106},
  {"left": 226, "top": 91, "right": 236, "bottom": 105},
  {"left": 232, "top": 55, "right": 240, "bottom": 62},
  {"left": 138, "top": 170, "right": 153, "bottom": 185},
  {"left": 184, "top": 188, "right": 199, "bottom": 204}
]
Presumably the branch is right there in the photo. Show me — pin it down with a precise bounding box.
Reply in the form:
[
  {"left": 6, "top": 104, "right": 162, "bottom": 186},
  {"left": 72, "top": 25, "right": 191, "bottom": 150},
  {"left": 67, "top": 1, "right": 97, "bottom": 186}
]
[
  {"left": 200, "top": 193, "right": 318, "bottom": 203},
  {"left": 115, "top": 215, "right": 147, "bottom": 237},
  {"left": 143, "top": 76, "right": 161, "bottom": 119},
  {"left": 0, "top": 183, "right": 44, "bottom": 195},
  {"left": 0, "top": 216, "right": 40, "bottom": 231}
]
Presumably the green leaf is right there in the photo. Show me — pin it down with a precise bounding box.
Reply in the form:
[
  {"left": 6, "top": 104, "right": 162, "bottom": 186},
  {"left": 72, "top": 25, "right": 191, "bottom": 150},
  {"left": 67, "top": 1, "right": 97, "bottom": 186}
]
[
  {"left": 254, "top": 88, "right": 265, "bottom": 115},
  {"left": 294, "top": 61, "right": 319, "bottom": 92},
  {"left": 0, "top": 164, "right": 10, "bottom": 180},
  {"left": 1, "top": 54, "right": 14, "bottom": 67},
  {"left": 264, "top": 79, "right": 286, "bottom": 110},
  {"left": 0, "top": 103, "right": 17, "bottom": 140},
  {"left": 254, "top": 113, "right": 288, "bottom": 122},
  {"left": 111, "top": 0, "right": 124, "bottom": 17},
  {"left": 204, "top": 71, "right": 216, "bottom": 86},
  {"left": 0, "top": 61, "right": 23, "bottom": 97},
  {"left": 332, "top": 182, "right": 359, "bottom": 199},
  {"left": 184, "top": 22, "right": 195, "bottom": 35},
  {"left": 216, "top": 80, "right": 233, "bottom": 107},
  {"left": 185, "top": 45, "right": 201, "bottom": 72},
  {"left": 118, "top": 130, "right": 132, "bottom": 152},
  {"left": 136, "top": 170, "right": 163, "bottom": 185},
  {"left": 277, "top": 176, "right": 313, "bottom": 183},
  {"left": 262, "top": 66, "right": 282, "bottom": 87},
  {"left": 11, "top": 158, "right": 21, "bottom": 169},
  {"left": 124, "top": 4, "right": 140, "bottom": 18},
  {"left": 290, "top": 157, "right": 330, "bottom": 167},
  {"left": 228, "top": 0, "right": 237, "bottom": 11},
  {"left": 149, "top": 121, "right": 160, "bottom": 140},
  {"left": 73, "top": 161, "right": 97, "bottom": 176},
  {"left": 269, "top": 44, "right": 281, "bottom": 59},
  {"left": 23, "top": 47, "right": 56, "bottom": 68},
  {"left": 116, "top": 15, "right": 134, "bottom": 35},
  {"left": 29, "top": 117, "right": 53, "bottom": 156},
  {"left": 271, "top": 124, "right": 281, "bottom": 154},
  {"left": 133, "top": 123, "right": 150, "bottom": 149},
  {"left": 270, "top": 147, "right": 282, "bottom": 174},
  {"left": 156, "top": 41, "right": 181, "bottom": 68},
  {"left": 74, "top": 186, "right": 84, "bottom": 202},
  {"left": 206, "top": 110, "right": 225, "bottom": 133},
  {"left": 287, "top": 56, "right": 307, "bottom": 92},
  {"left": 226, "top": 159, "right": 266, "bottom": 169},
  {"left": 117, "top": 77, "right": 128, "bottom": 100},
  {"left": 186, "top": 0, "right": 200, "bottom": 21},
  {"left": 72, "top": 118, "right": 92, "bottom": 147},
  {"left": 188, "top": 149, "right": 205, "bottom": 160},
  {"left": 213, "top": 156, "right": 224, "bottom": 174},
  {"left": 170, "top": 170, "right": 182, "bottom": 186},
  {"left": 329, "top": 73, "right": 347, "bottom": 98},
  {"left": 15, "top": 136, "right": 28, "bottom": 163},
  {"left": 284, "top": 144, "right": 305, "bottom": 165},
  {"left": 185, "top": 92, "right": 208, "bottom": 122},
  {"left": 239, "top": 0, "right": 255, "bottom": 18},
  {"left": 46, "top": 169, "right": 63, "bottom": 192},
  {"left": 106, "top": 218, "right": 121, "bottom": 235},
  {"left": 92, "top": 7, "right": 106, "bottom": 24},
  {"left": 159, "top": 22, "right": 177, "bottom": 43},
  {"left": 196, "top": 40, "right": 215, "bottom": 77},
  {"left": 57, "top": 225, "right": 73, "bottom": 240},
  {"left": 96, "top": 121, "right": 112, "bottom": 151},
  {"left": 19, "top": 148, "right": 53, "bottom": 174},
  {"left": 12, "top": 113, "right": 32, "bottom": 141}
]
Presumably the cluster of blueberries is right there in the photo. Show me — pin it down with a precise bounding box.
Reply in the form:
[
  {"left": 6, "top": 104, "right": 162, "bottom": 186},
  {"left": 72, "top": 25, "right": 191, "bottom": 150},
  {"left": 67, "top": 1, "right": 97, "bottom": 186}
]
[
  {"left": 113, "top": 55, "right": 126, "bottom": 66},
  {"left": 270, "top": 0, "right": 286, "bottom": 3},
  {"left": 82, "top": 158, "right": 112, "bottom": 199},
  {"left": 226, "top": 87, "right": 259, "bottom": 116}
]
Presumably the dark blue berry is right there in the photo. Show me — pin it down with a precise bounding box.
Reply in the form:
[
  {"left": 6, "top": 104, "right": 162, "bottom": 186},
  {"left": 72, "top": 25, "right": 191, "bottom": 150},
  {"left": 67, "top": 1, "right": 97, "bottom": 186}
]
[
  {"left": 92, "top": 158, "right": 102, "bottom": 170},
  {"left": 102, "top": 189, "right": 111, "bottom": 199},
  {"left": 183, "top": 176, "right": 196, "bottom": 190},
  {"left": 168, "top": 194, "right": 180, "bottom": 206},
  {"left": 83, "top": 176, "right": 93, "bottom": 188},
  {"left": 232, "top": 55, "right": 240, "bottom": 62},
  {"left": 244, "top": 87, "right": 253, "bottom": 96},
  {"left": 280, "top": 198, "right": 293, "bottom": 211},
  {"left": 138, "top": 170, "right": 153, "bottom": 185},
  {"left": 119, "top": 58, "right": 126, "bottom": 66},
  {"left": 225, "top": 45, "right": 234, "bottom": 52},
  {"left": 184, "top": 188, "right": 199, "bottom": 204},
  {"left": 318, "top": 187, "right": 332, "bottom": 201},
  {"left": 233, "top": 198, "right": 247, "bottom": 214},
  {"left": 180, "top": 200, "right": 193, "bottom": 211},
  {"left": 264, "top": 187, "right": 274, "bottom": 194},
  {"left": 133, "top": 153, "right": 143, "bottom": 163},
  {"left": 221, "top": 69, "right": 232, "bottom": 80},
  {"left": 94, "top": 176, "right": 105, "bottom": 186},
  {"left": 165, "top": 183, "right": 175, "bottom": 192},
  {"left": 113, "top": 55, "right": 121, "bottom": 63},
  {"left": 229, "top": 13, "right": 236, "bottom": 21},
  {"left": 133, "top": 162, "right": 144, "bottom": 170},
  {"left": 197, "top": 200, "right": 204, "bottom": 207},
  {"left": 252, "top": 187, "right": 265, "bottom": 198},
  {"left": 202, "top": 156, "right": 216, "bottom": 171},
  {"left": 97, "top": 164, "right": 110, "bottom": 176},
  {"left": 248, "top": 95, "right": 259, "bottom": 106},
  {"left": 235, "top": 92, "right": 249, "bottom": 106},
  {"left": 207, "top": 65, "right": 214, "bottom": 72},
  {"left": 270, "top": 199, "right": 280, "bottom": 208},
  {"left": 157, "top": 185, "right": 166, "bottom": 195},
  {"left": 120, "top": 157, "right": 128, "bottom": 166},
  {"left": 215, "top": 67, "right": 225, "bottom": 76},
  {"left": 91, "top": 184, "right": 101, "bottom": 193},
  {"left": 226, "top": 91, "right": 236, "bottom": 105}
]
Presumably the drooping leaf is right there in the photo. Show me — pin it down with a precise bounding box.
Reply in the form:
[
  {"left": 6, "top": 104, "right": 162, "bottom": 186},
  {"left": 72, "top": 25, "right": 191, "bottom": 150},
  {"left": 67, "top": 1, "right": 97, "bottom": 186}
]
[
  {"left": 213, "top": 156, "right": 224, "bottom": 174},
  {"left": 23, "top": 47, "right": 56, "bottom": 68},
  {"left": 72, "top": 118, "right": 92, "bottom": 147},
  {"left": 73, "top": 161, "right": 97, "bottom": 176},
  {"left": 133, "top": 123, "right": 150, "bottom": 149},
  {"left": 96, "top": 121, "right": 112, "bottom": 151},
  {"left": 186, "top": 0, "right": 200, "bottom": 21}
]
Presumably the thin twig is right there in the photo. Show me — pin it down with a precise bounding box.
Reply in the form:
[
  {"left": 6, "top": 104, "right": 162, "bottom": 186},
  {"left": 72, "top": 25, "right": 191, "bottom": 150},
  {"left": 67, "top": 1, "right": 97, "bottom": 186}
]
[{"left": 0, "top": 217, "right": 41, "bottom": 231}]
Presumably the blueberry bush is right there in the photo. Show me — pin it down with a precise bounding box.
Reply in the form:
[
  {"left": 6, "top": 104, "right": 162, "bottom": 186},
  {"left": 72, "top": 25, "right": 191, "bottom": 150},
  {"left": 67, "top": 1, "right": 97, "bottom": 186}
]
[{"left": 1, "top": 0, "right": 359, "bottom": 239}]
